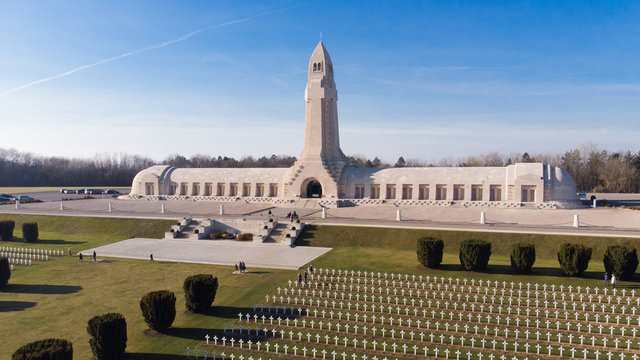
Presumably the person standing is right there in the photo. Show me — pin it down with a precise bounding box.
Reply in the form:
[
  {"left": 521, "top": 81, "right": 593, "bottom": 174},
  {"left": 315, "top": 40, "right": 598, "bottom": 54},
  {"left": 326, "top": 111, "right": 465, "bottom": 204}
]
[
  {"left": 611, "top": 273, "right": 617, "bottom": 288},
  {"left": 604, "top": 272, "right": 609, "bottom": 286},
  {"left": 150, "top": 253, "right": 154, "bottom": 263},
  {"left": 79, "top": 253, "right": 83, "bottom": 262},
  {"left": 92, "top": 251, "right": 97, "bottom": 262}
]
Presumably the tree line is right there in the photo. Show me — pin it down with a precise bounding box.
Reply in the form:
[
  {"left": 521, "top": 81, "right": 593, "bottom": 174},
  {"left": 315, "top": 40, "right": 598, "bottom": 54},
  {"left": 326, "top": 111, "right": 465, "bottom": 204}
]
[{"left": 1, "top": 146, "right": 638, "bottom": 192}]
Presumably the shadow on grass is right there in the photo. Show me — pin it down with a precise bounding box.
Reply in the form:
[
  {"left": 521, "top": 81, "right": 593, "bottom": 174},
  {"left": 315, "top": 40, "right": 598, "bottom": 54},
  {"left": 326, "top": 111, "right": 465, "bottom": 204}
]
[
  {"left": 0, "top": 300, "right": 37, "bottom": 312},
  {"left": 166, "top": 327, "right": 213, "bottom": 341},
  {"left": 126, "top": 353, "right": 184, "bottom": 360},
  {"left": 294, "top": 225, "right": 318, "bottom": 246},
  {"left": 0, "top": 284, "right": 82, "bottom": 294},
  {"left": 204, "top": 305, "right": 255, "bottom": 319}
]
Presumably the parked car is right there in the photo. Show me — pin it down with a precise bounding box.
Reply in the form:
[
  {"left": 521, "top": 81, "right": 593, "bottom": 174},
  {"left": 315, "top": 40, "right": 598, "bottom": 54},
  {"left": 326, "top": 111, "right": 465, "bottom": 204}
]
[
  {"left": 14, "top": 195, "right": 34, "bottom": 201},
  {"left": 76, "top": 189, "right": 86, "bottom": 194},
  {"left": 61, "top": 189, "right": 77, "bottom": 194},
  {"left": 85, "top": 189, "right": 103, "bottom": 195},
  {"left": 0, "top": 193, "right": 14, "bottom": 200},
  {"left": 105, "top": 189, "right": 120, "bottom": 195}
]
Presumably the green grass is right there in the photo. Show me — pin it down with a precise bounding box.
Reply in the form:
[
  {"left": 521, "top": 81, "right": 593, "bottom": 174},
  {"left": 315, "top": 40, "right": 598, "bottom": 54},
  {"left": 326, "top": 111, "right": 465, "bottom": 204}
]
[
  {"left": 1, "top": 216, "right": 639, "bottom": 359},
  {"left": 0, "top": 186, "right": 130, "bottom": 194}
]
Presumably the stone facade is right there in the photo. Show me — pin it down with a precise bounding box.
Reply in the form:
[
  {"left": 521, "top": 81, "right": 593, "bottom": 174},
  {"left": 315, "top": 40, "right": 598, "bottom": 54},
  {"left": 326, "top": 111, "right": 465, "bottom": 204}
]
[{"left": 128, "top": 41, "right": 579, "bottom": 208}]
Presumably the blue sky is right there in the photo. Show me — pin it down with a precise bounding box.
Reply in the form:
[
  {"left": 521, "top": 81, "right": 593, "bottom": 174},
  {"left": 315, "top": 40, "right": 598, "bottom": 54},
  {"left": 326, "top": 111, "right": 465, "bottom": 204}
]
[{"left": 1, "top": 1, "right": 639, "bottom": 163}]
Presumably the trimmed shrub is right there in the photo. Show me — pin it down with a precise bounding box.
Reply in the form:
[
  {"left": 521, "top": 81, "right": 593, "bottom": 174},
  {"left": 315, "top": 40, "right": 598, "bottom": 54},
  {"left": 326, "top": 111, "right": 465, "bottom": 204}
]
[
  {"left": 263, "top": 225, "right": 268, "bottom": 229},
  {"left": 603, "top": 245, "right": 638, "bottom": 280},
  {"left": 139, "top": 290, "right": 176, "bottom": 332},
  {"left": 268, "top": 218, "right": 274, "bottom": 222},
  {"left": 510, "top": 243, "right": 536, "bottom": 273},
  {"left": 459, "top": 239, "right": 491, "bottom": 271},
  {"left": 87, "top": 313, "right": 127, "bottom": 360},
  {"left": 0, "top": 220, "right": 15, "bottom": 241},
  {"left": 557, "top": 243, "right": 592, "bottom": 276},
  {"left": 285, "top": 233, "right": 291, "bottom": 238},
  {"left": 236, "top": 233, "right": 253, "bottom": 241},
  {"left": 416, "top": 237, "right": 444, "bottom": 268},
  {"left": 22, "top": 223, "right": 39, "bottom": 243},
  {"left": 12, "top": 338, "right": 73, "bottom": 360},
  {"left": 183, "top": 274, "right": 219, "bottom": 313},
  {"left": 194, "top": 229, "right": 199, "bottom": 234},
  {"left": 0, "top": 257, "right": 10, "bottom": 287},
  {"left": 291, "top": 226, "right": 296, "bottom": 231}
]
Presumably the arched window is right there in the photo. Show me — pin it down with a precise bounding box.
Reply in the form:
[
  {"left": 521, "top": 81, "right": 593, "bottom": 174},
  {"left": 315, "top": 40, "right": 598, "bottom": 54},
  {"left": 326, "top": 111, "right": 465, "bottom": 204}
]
[
  {"left": 318, "top": 62, "right": 322, "bottom": 71},
  {"left": 313, "top": 63, "right": 317, "bottom": 71}
]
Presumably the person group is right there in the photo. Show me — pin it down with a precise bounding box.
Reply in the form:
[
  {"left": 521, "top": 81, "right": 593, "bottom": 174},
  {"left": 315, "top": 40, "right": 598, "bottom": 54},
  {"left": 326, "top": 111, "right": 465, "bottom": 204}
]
[
  {"left": 297, "top": 264, "right": 314, "bottom": 284},
  {"left": 235, "top": 261, "right": 247, "bottom": 274},
  {"left": 286, "top": 211, "right": 299, "bottom": 222},
  {"left": 604, "top": 272, "right": 617, "bottom": 288}
]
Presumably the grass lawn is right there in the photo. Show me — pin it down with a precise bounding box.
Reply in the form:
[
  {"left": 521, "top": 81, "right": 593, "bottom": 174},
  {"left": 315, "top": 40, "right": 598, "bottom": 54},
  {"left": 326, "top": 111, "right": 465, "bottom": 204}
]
[
  {"left": 0, "top": 186, "right": 130, "bottom": 194},
  {"left": 1, "top": 215, "right": 639, "bottom": 358}
]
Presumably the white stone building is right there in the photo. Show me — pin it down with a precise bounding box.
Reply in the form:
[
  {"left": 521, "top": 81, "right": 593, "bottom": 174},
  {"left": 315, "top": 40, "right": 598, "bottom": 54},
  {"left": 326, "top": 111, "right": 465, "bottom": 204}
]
[{"left": 129, "top": 42, "right": 578, "bottom": 208}]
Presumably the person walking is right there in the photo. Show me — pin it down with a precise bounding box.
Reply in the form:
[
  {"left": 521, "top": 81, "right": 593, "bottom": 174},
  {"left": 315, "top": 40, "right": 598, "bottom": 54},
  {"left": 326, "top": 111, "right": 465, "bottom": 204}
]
[
  {"left": 268, "top": 209, "right": 272, "bottom": 218},
  {"left": 604, "top": 272, "right": 609, "bottom": 286},
  {"left": 79, "top": 253, "right": 83, "bottom": 262},
  {"left": 150, "top": 253, "right": 154, "bottom": 263},
  {"left": 611, "top": 273, "right": 617, "bottom": 288}
]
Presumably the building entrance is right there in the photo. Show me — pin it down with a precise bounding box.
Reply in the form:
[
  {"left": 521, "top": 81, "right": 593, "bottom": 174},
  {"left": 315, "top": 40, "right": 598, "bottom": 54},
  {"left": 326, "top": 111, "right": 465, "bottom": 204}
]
[{"left": 306, "top": 180, "right": 322, "bottom": 198}]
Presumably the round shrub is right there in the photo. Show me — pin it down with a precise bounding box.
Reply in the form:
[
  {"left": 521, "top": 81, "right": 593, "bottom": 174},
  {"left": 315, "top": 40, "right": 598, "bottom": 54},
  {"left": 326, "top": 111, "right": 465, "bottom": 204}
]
[
  {"left": 510, "top": 243, "right": 536, "bottom": 273},
  {"left": 459, "top": 239, "right": 491, "bottom": 271},
  {"left": 0, "top": 220, "right": 15, "bottom": 241},
  {"left": 87, "top": 313, "right": 127, "bottom": 360},
  {"left": 557, "top": 243, "right": 592, "bottom": 276},
  {"left": 268, "top": 218, "right": 274, "bottom": 222},
  {"left": 603, "top": 245, "right": 638, "bottom": 280},
  {"left": 416, "top": 237, "right": 444, "bottom": 268},
  {"left": 263, "top": 225, "right": 268, "bottom": 229},
  {"left": 12, "top": 338, "right": 72, "bottom": 360},
  {"left": 291, "top": 226, "right": 296, "bottom": 231},
  {"left": 194, "top": 229, "right": 199, "bottom": 234},
  {"left": 139, "top": 290, "right": 176, "bottom": 332},
  {"left": 22, "top": 223, "right": 39, "bottom": 243},
  {"left": 285, "top": 233, "right": 291, "bottom": 238},
  {"left": 183, "top": 274, "right": 219, "bottom": 313},
  {"left": 1, "top": 257, "right": 10, "bottom": 288}
]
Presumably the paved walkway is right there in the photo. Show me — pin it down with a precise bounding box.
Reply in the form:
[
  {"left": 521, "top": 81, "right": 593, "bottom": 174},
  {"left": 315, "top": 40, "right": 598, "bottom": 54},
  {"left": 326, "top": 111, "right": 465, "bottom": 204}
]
[{"left": 82, "top": 238, "right": 331, "bottom": 270}]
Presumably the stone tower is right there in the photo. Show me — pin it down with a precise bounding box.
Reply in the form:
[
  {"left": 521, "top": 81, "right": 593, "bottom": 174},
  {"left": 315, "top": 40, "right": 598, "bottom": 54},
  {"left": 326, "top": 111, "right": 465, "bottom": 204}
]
[{"left": 286, "top": 41, "right": 349, "bottom": 199}]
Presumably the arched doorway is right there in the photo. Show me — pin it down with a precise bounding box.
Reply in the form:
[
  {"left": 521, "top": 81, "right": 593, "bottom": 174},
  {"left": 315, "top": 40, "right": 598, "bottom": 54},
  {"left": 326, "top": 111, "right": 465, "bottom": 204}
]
[{"left": 306, "top": 180, "right": 322, "bottom": 198}]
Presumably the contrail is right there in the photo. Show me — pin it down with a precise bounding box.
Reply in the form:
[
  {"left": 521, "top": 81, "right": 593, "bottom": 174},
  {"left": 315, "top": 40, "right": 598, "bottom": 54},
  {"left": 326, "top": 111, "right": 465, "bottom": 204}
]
[{"left": 0, "top": 5, "right": 301, "bottom": 97}]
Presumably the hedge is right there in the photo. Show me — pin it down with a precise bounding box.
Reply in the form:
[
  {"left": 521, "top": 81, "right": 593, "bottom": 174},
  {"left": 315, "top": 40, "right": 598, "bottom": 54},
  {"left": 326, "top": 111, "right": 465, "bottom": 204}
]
[
  {"left": 510, "top": 243, "right": 536, "bottom": 273},
  {"left": 557, "top": 243, "right": 592, "bottom": 276},
  {"left": 87, "top": 313, "right": 127, "bottom": 360},
  {"left": 603, "top": 245, "right": 638, "bottom": 280},
  {"left": 139, "top": 290, "right": 176, "bottom": 332},
  {"left": 183, "top": 274, "right": 219, "bottom": 313},
  {"left": 459, "top": 239, "right": 491, "bottom": 271},
  {"left": 12, "top": 338, "right": 72, "bottom": 360},
  {"left": 22, "top": 223, "right": 39, "bottom": 243},
  {"left": 0, "top": 257, "right": 10, "bottom": 288},
  {"left": 0, "top": 220, "right": 15, "bottom": 241},
  {"left": 417, "top": 237, "right": 444, "bottom": 268}
]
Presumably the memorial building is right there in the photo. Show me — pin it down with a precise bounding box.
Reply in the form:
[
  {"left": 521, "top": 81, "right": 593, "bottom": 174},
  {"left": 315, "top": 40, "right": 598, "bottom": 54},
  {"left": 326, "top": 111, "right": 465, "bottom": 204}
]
[{"left": 128, "top": 42, "right": 578, "bottom": 208}]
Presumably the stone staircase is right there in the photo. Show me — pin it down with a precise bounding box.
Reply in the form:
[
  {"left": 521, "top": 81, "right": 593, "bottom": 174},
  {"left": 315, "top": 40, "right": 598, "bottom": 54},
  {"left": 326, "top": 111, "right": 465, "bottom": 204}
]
[
  {"left": 164, "top": 218, "right": 214, "bottom": 240},
  {"left": 266, "top": 223, "right": 288, "bottom": 244}
]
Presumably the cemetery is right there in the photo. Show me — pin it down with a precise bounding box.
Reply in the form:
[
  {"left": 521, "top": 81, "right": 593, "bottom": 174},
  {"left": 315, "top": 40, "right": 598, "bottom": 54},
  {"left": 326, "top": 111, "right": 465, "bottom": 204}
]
[{"left": 197, "top": 268, "right": 640, "bottom": 359}]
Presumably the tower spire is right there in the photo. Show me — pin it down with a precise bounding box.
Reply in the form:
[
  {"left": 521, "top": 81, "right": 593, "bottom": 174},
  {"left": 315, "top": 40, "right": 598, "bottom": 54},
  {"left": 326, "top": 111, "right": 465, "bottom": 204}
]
[{"left": 299, "top": 41, "right": 346, "bottom": 163}]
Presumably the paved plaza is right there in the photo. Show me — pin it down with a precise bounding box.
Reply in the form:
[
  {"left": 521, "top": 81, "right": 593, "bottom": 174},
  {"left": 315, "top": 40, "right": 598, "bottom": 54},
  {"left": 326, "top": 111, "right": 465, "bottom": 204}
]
[
  {"left": 82, "top": 237, "right": 332, "bottom": 270},
  {"left": 2, "top": 197, "right": 640, "bottom": 237}
]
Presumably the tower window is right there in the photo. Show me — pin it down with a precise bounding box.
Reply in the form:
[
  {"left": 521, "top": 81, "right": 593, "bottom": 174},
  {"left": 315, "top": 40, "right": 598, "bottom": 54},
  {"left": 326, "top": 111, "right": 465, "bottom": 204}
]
[
  {"left": 313, "top": 63, "right": 317, "bottom": 71},
  {"left": 318, "top": 62, "right": 322, "bottom": 71}
]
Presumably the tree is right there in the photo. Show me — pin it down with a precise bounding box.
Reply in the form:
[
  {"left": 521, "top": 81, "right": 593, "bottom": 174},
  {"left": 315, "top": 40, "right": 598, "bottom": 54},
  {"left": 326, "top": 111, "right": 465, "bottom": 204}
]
[
  {"left": 22, "top": 223, "right": 38, "bottom": 243},
  {"left": 603, "top": 245, "right": 638, "bottom": 280},
  {"left": 87, "top": 313, "right": 127, "bottom": 360},
  {"left": 510, "top": 243, "right": 536, "bottom": 273},
  {"left": 417, "top": 237, "right": 444, "bottom": 268},
  {"left": 0, "top": 220, "right": 15, "bottom": 241},
  {"left": 459, "top": 240, "right": 491, "bottom": 271},
  {"left": 183, "top": 274, "right": 219, "bottom": 313},
  {"left": 139, "top": 290, "right": 176, "bottom": 332},
  {"left": 12, "top": 339, "right": 72, "bottom": 360},
  {"left": 394, "top": 156, "right": 406, "bottom": 167},
  {"left": 0, "top": 257, "right": 10, "bottom": 287},
  {"left": 557, "top": 243, "right": 592, "bottom": 276},
  {"left": 371, "top": 157, "right": 382, "bottom": 168}
]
